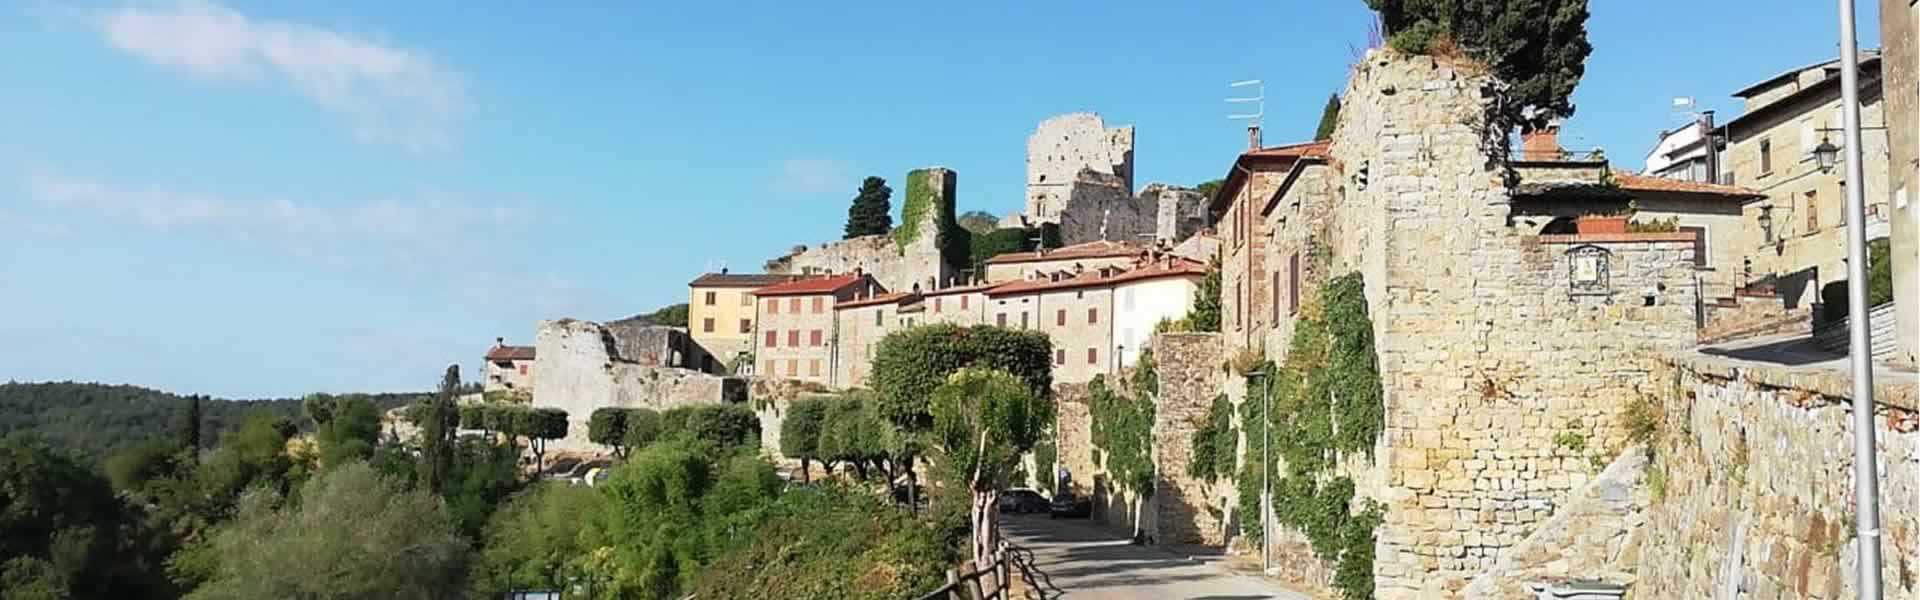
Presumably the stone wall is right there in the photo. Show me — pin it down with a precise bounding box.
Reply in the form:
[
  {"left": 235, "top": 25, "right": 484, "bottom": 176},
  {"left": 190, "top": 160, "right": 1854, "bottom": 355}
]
[
  {"left": 766, "top": 167, "right": 960, "bottom": 293},
  {"left": 1027, "top": 113, "right": 1135, "bottom": 224},
  {"left": 1460, "top": 447, "right": 1651, "bottom": 599},
  {"left": 1057, "top": 171, "right": 1148, "bottom": 247},
  {"left": 1883, "top": 0, "right": 1920, "bottom": 368},
  {"left": 1699, "top": 291, "right": 1810, "bottom": 345},
  {"left": 1634, "top": 353, "right": 1919, "bottom": 599},
  {"left": 533, "top": 319, "right": 746, "bottom": 452},
  {"left": 1148, "top": 333, "right": 1227, "bottom": 545},
  {"left": 602, "top": 319, "right": 702, "bottom": 368},
  {"left": 1149, "top": 184, "right": 1208, "bottom": 246}
]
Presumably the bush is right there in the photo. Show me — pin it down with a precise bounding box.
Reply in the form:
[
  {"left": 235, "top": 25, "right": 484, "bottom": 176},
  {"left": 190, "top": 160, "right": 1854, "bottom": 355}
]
[
  {"left": 691, "top": 485, "right": 955, "bottom": 600},
  {"left": 1819, "top": 238, "right": 1894, "bottom": 323}
]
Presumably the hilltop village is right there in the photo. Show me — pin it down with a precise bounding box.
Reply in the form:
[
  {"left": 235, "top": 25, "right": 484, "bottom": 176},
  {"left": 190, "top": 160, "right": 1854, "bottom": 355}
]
[{"left": 475, "top": 42, "right": 1919, "bottom": 600}]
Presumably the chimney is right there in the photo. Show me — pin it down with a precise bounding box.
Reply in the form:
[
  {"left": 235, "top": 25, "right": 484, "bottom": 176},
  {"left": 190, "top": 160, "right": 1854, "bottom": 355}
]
[
  {"left": 1701, "top": 111, "right": 1719, "bottom": 184},
  {"left": 720, "top": 266, "right": 729, "bottom": 275},
  {"left": 1247, "top": 124, "right": 1263, "bottom": 151},
  {"left": 1521, "top": 125, "right": 1561, "bottom": 160},
  {"left": 495, "top": 337, "right": 504, "bottom": 348}
]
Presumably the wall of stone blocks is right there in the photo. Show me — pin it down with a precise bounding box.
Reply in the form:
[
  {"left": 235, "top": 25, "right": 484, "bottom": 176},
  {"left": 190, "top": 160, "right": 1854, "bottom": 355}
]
[
  {"left": 1027, "top": 113, "right": 1135, "bottom": 224},
  {"left": 1147, "top": 333, "right": 1227, "bottom": 545},
  {"left": 1634, "top": 354, "right": 1919, "bottom": 599},
  {"left": 1884, "top": 0, "right": 1920, "bottom": 368},
  {"left": 765, "top": 168, "right": 959, "bottom": 293},
  {"left": 533, "top": 319, "right": 745, "bottom": 452}
]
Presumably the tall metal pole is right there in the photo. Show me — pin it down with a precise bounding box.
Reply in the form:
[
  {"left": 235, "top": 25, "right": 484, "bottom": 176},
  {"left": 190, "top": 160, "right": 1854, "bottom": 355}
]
[
  {"left": 1260, "top": 371, "right": 1271, "bottom": 574},
  {"left": 1835, "top": 1, "right": 1884, "bottom": 596}
]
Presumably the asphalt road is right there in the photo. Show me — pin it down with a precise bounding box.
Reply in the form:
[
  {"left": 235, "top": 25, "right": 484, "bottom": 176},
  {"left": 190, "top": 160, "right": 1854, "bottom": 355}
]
[{"left": 1000, "top": 513, "right": 1317, "bottom": 600}]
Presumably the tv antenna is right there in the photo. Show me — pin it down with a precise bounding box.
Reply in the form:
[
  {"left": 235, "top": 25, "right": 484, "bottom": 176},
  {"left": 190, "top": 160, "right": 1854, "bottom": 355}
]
[
  {"left": 1227, "top": 79, "right": 1264, "bottom": 127},
  {"left": 1670, "top": 96, "right": 1701, "bottom": 127}
]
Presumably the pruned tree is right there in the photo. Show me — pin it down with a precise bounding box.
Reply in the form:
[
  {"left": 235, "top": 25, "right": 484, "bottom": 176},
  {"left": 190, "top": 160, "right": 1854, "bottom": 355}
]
[
  {"left": 957, "top": 210, "right": 1000, "bottom": 235},
  {"left": 929, "top": 368, "right": 1052, "bottom": 565},
  {"left": 843, "top": 176, "right": 894, "bottom": 238},
  {"left": 779, "top": 398, "right": 828, "bottom": 483},
  {"left": 1187, "top": 254, "right": 1223, "bottom": 332},
  {"left": 622, "top": 408, "right": 663, "bottom": 451},
  {"left": 510, "top": 407, "right": 567, "bottom": 474},
  {"left": 588, "top": 408, "right": 630, "bottom": 458}
]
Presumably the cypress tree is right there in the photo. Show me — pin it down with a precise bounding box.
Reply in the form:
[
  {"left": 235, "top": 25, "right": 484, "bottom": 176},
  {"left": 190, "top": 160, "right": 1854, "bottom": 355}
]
[
  {"left": 417, "top": 365, "right": 461, "bottom": 493},
  {"left": 843, "top": 176, "right": 894, "bottom": 238},
  {"left": 177, "top": 394, "right": 202, "bottom": 459},
  {"left": 1314, "top": 94, "right": 1341, "bottom": 140}
]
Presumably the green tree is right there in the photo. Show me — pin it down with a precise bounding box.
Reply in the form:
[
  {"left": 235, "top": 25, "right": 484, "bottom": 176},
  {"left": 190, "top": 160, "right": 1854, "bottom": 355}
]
[
  {"left": 416, "top": 366, "right": 462, "bottom": 494},
  {"left": 512, "top": 407, "right": 568, "bottom": 474},
  {"left": 303, "top": 394, "right": 380, "bottom": 470},
  {"left": 623, "top": 408, "right": 665, "bottom": 451},
  {"left": 870, "top": 324, "right": 1052, "bottom": 510},
  {"left": 1188, "top": 254, "right": 1223, "bottom": 332},
  {"left": 1315, "top": 93, "right": 1342, "bottom": 140},
  {"left": 779, "top": 398, "right": 828, "bottom": 483},
  {"left": 178, "top": 394, "right": 203, "bottom": 459},
  {"left": 957, "top": 210, "right": 1000, "bottom": 235},
  {"left": 928, "top": 368, "right": 1051, "bottom": 565},
  {"left": 1364, "top": 0, "right": 1592, "bottom": 131},
  {"left": 440, "top": 438, "right": 523, "bottom": 541},
  {"left": 1195, "top": 179, "right": 1224, "bottom": 201},
  {"left": 817, "top": 393, "right": 888, "bottom": 480},
  {"left": 1089, "top": 374, "right": 1156, "bottom": 541},
  {"left": 184, "top": 462, "right": 469, "bottom": 600},
  {"left": 589, "top": 407, "right": 636, "bottom": 458},
  {"left": 469, "top": 482, "right": 604, "bottom": 599},
  {"left": 691, "top": 485, "right": 955, "bottom": 600},
  {"left": 0, "top": 435, "right": 167, "bottom": 599},
  {"left": 628, "top": 304, "right": 690, "bottom": 328},
  {"left": 584, "top": 439, "right": 781, "bottom": 599},
  {"left": 844, "top": 176, "right": 894, "bottom": 238}
]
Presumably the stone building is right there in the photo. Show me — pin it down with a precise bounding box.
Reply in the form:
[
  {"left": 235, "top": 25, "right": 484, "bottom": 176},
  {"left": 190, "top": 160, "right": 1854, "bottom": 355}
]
[
  {"left": 1027, "top": 113, "right": 1135, "bottom": 224},
  {"left": 752, "top": 273, "right": 881, "bottom": 386},
  {"left": 483, "top": 338, "right": 535, "bottom": 392},
  {"left": 687, "top": 271, "right": 798, "bottom": 368},
  {"left": 532, "top": 318, "right": 745, "bottom": 451},
  {"left": 982, "top": 240, "right": 1144, "bottom": 283},
  {"left": 830, "top": 291, "right": 915, "bottom": 388},
  {"left": 1721, "top": 53, "right": 1891, "bottom": 310},
  {"left": 1213, "top": 51, "right": 1705, "bottom": 599},
  {"left": 1883, "top": 0, "right": 1919, "bottom": 367},
  {"left": 765, "top": 168, "right": 964, "bottom": 293},
  {"left": 983, "top": 257, "right": 1203, "bottom": 384}
]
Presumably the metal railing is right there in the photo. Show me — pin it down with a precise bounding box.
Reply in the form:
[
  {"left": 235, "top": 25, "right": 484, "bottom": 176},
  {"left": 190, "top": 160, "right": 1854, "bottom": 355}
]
[
  {"left": 1511, "top": 148, "right": 1606, "bottom": 162},
  {"left": 913, "top": 539, "right": 1047, "bottom": 600}
]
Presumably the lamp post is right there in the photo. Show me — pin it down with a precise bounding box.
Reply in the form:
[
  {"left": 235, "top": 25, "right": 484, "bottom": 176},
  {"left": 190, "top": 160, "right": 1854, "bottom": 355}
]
[
  {"left": 1834, "top": 1, "right": 1885, "bottom": 596},
  {"left": 1247, "top": 368, "right": 1272, "bottom": 575}
]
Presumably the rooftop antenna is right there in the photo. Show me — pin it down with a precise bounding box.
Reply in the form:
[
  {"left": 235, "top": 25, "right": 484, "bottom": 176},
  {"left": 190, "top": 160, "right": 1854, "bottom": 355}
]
[
  {"left": 1227, "top": 79, "right": 1265, "bottom": 132},
  {"left": 1670, "top": 96, "right": 1701, "bottom": 128}
]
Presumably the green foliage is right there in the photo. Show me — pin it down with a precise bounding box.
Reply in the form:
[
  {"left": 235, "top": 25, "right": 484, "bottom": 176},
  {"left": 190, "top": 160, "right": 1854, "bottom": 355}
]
[
  {"left": 817, "top": 392, "right": 892, "bottom": 478},
  {"left": 966, "top": 225, "right": 1062, "bottom": 277},
  {"left": 1366, "top": 0, "right": 1593, "bottom": 131},
  {"left": 1088, "top": 375, "right": 1155, "bottom": 498},
  {"left": 184, "top": 462, "right": 469, "bottom": 600},
  {"left": 623, "top": 408, "right": 665, "bottom": 450},
  {"left": 1819, "top": 238, "right": 1894, "bottom": 323},
  {"left": 692, "top": 485, "right": 956, "bottom": 599},
  {"left": 659, "top": 404, "right": 760, "bottom": 452},
  {"left": 590, "top": 407, "right": 641, "bottom": 456},
  {"left": 929, "top": 368, "right": 1052, "bottom": 491},
  {"left": 0, "top": 382, "right": 416, "bottom": 461},
  {"left": 957, "top": 210, "right": 1000, "bottom": 235},
  {"left": 780, "top": 398, "right": 829, "bottom": 478},
  {"left": 1625, "top": 216, "right": 1680, "bottom": 233},
  {"left": 469, "top": 482, "right": 604, "bottom": 598},
  {"left": 584, "top": 439, "right": 782, "bottom": 599},
  {"left": 1195, "top": 179, "right": 1225, "bottom": 201},
  {"left": 895, "top": 170, "right": 934, "bottom": 248},
  {"left": 1031, "top": 434, "right": 1057, "bottom": 494},
  {"left": 1187, "top": 254, "right": 1223, "bottom": 332},
  {"left": 1621, "top": 395, "right": 1661, "bottom": 449},
  {"left": 845, "top": 176, "right": 894, "bottom": 239},
  {"left": 439, "top": 438, "right": 524, "bottom": 541},
  {"left": 1187, "top": 394, "right": 1237, "bottom": 481},
  {"left": 303, "top": 394, "right": 380, "bottom": 470},
  {"left": 0, "top": 435, "right": 170, "bottom": 599},
  {"left": 870, "top": 324, "right": 1054, "bottom": 430},
  {"left": 178, "top": 394, "right": 203, "bottom": 455},
  {"left": 627, "top": 303, "right": 690, "bottom": 328},
  {"left": 415, "top": 366, "right": 462, "bottom": 494},
  {"left": 1553, "top": 429, "right": 1588, "bottom": 453},
  {"left": 1235, "top": 272, "right": 1384, "bottom": 600},
  {"left": 1314, "top": 93, "right": 1342, "bottom": 140}
]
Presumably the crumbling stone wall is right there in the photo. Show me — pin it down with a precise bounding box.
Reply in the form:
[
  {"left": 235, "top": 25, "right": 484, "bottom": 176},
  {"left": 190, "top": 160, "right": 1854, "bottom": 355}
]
[
  {"left": 1149, "top": 184, "right": 1207, "bottom": 246},
  {"left": 766, "top": 167, "right": 961, "bottom": 292},
  {"left": 533, "top": 319, "right": 746, "bottom": 452},
  {"left": 1461, "top": 447, "right": 1651, "bottom": 599},
  {"left": 1027, "top": 113, "right": 1134, "bottom": 224},
  {"left": 1057, "top": 171, "right": 1146, "bottom": 247},
  {"left": 1634, "top": 353, "right": 1919, "bottom": 599}
]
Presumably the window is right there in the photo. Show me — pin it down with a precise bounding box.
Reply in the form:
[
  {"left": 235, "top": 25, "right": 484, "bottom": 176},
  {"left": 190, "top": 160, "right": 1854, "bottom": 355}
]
[
  {"left": 1087, "top": 308, "right": 1098, "bottom": 324},
  {"left": 1805, "top": 190, "right": 1819, "bottom": 232},
  {"left": 875, "top": 310, "right": 883, "bottom": 326},
  {"left": 1056, "top": 309, "right": 1067, "bottom": 326},
  {"left": 812, "top": 297, "right": 824, "bottom": 313},
  {"left": 1760, "top": 139, "right": 1773, "bottom": 175},
  {"left": 788, "top": 298, "right": 801, "bottom": 313},
  {"left": 741, "top": 293, "right": 752, "bottom": 306},
  {"left": 1289, "top": 253, "right": 1301, "bottom": 315},
  {"left": 1020, "top": 312, "right": 1030, "bottom": 329},
  {"left": 810, "top": 330, "right": 822, "bottom": 347},
  {"left": 787, "top": 330, "right": 800, "bottom": 347},
  {"left": 517, "top": 364, "right": 528, "bottom": 376},
  {"left": 704, "top": 291, "right": 717, "bottom": 305},
  {"left": 997, "top": 313, "right": 1007, "bottom": 327},
  {"left": 765, "top": 330, "right": 778, "bottom": 348},
  {"left": 1235, "top": 281, "right": 1244, "bottom": 330},
  {"left": 808, "top": 359, "right": 821, "bottom": 377},
  {"left": 767, "top": 299, "right": 779, "bottom": 314},
  {"left": 1087, "top": 348, "right": 1098, "bottom": 365},
  {"left": 739, "top": 319, "right": 751, "bottom": 334},
  {"left": 934, "top": 297, "right": 942, "bottom": 312},
  {"left": 961, "top": 296, "right": 970, "bottom": 310},
  {"left": 1055, "top": 349, "right": 1066, "bottom": 365},
  {"left": 787, "top": 359, "right": 799, "bottom": 377},
  {"left": 702, "top": 318, "right": 715, "bottom": 333},
  {"left": 1271, "top": 270, "right": 1281, "bottom": 322}
]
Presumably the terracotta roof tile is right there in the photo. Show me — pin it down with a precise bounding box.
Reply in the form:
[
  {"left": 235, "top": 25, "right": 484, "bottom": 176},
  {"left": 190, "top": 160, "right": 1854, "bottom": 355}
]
[
  {"left": 835, "top": 292, "right": 916, "bottom": 310},
  {"left": 986, "top": 257, "right": 1206, "bottom": 296},
  {"left": 486, "top": 345, "right": 535, "bottom": 361},
  {"left": 1210, "top": 140, "right": 1329, "bottom": 213},
  {"left": 982, "top": 240, "right": 1145, "bottom": 265},
  {"left": 689, "top": 272, "right": 802, "bottom": 288},
  {"left": 1613, "top": 171, "right": 1763, "bottom": 199},
  {"left": 752, "top": 274, "right": 868, "bottom": 297}
]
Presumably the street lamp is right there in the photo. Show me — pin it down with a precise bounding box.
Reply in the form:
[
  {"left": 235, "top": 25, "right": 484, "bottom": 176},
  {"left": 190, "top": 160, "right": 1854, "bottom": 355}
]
[
  {"left": 1814, "top": 137, "right": 1841, "bottom": 173},
  {"left": 1246, "top": 368, "right": 1272, "bottom": 575},
  {"left": 1832, "top": 1, "right": 1885, "bottom": 596}
]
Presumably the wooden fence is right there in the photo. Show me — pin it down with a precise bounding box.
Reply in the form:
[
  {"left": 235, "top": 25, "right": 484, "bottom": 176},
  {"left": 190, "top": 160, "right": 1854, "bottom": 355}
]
[{"left": 913, "top": 540, "right": 1043, "bottom": 600}]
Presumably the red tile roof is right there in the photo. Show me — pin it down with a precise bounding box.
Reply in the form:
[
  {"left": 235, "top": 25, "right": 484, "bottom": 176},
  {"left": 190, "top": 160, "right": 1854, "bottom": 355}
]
[
  {"left": 1210, "top": 140, "right": 1330, "bottom": 214},
  {"left": 920, "top": 281, "right": 1004, "bottom": 296},
  {"left": 486, "top": 345, "right": 535, "bottom": 361},
  {"left": 1612, "top": 171, "right": 1763, "bottom": 199},
  {"left": 835, "top": 292, "right": 917, "bottom": 310},
  {"left": 986, "top": 257, "right": 1207, "bottom": 296},
  {"left": 982, "top": 240, "right": 1145, "bottom": 265},
  {"left": 688, "top": 272, "right": 802, "bottom": 288},
  {"left": 1242, "top": 140, "right": 1330, "bottom": 160},
  {"left": 752, "top": 274, "right": 868, "bottom": 297}
]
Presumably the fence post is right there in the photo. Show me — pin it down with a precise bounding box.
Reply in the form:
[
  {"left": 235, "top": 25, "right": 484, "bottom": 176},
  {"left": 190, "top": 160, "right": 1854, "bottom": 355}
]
[
  {"left": 945, "top": 568, "right": 959, "bottom": 600},
  {"left": 997, "top": 546, "right": 1011, "bottom": 598}
]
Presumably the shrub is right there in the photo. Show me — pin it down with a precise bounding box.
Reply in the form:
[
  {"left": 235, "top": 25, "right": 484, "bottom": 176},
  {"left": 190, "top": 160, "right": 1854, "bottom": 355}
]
[{"left": 691, "top": 485, "right": 954, "bottom": 600}]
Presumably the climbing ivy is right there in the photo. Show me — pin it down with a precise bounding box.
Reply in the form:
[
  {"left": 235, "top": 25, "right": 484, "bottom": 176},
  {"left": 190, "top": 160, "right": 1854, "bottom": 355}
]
[
  {"left": 1235, "top": 272, "right": 1385, "bottom": 600},
  {"left": 1089, "top": 374, "right": 1155, "bottom": 540},
  {"left": 1187, "top": 394, "right": 1237, "bottom": 481},
  {"left": 895, "top": 169, "right": 933, "bottom": 249}
]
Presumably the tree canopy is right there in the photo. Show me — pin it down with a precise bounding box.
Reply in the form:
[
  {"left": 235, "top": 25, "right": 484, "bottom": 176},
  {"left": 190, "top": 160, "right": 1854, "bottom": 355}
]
[
  {"left": 956, "top": 210, "right": 1001, "bottom": 235},
  {"left": 844, "top": 176, "right": 894, "bottom": 238},
  {"left": 1365, "top": 0, "right": 1592, "bottom": 131},
  {"left": 869, "top": 324, "right": 1054, "bottom": 430},
  {"left": 0, "top": 382, "right": 417, "bottom": 461},
  {"left": 1315, "top": 93, "right": 1342, "bottom": 140},
  {"left": 627, "top": 304, "right": 690, "bottom": 328}
]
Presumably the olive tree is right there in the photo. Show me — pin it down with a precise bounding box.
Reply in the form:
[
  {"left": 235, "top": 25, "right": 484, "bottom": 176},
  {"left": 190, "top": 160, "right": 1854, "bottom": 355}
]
[{"left": 929, "top": 368, "right": 1052, "bottom": 565}]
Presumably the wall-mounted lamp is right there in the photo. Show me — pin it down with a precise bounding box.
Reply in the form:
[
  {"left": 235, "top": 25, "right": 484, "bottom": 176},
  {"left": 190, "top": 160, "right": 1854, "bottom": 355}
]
[{"left": 1756, "top": 205, "right": 1774, "bottom": 243}]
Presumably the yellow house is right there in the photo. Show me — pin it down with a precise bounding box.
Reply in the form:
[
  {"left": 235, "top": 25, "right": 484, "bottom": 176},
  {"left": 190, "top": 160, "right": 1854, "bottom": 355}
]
[{"left": 687, "top": 271, "right": 798, "bottom": 368}]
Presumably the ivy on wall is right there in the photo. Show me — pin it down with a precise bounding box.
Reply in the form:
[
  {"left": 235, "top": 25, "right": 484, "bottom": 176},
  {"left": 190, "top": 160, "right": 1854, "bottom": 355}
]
[
  {"left": 1089, "top": 351, "right": 1158, "bottom": 541},
  {"left": 1187, "top": 394, "right": 1237, "bottom": 482},
  {"left": 1234, "top": 272, "right": 1385, "bottom": 600},
  {"left": 893, "top": 168, "right": 973, "bottom": 271},
  {"left": 895, "top": 169, "right": 933, "bottom": 250}
]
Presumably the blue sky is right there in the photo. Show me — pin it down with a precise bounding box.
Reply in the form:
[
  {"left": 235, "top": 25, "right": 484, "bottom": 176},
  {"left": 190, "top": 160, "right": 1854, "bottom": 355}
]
[{"left": 0, "top": 1, "right": 1885, "bottom": 398}]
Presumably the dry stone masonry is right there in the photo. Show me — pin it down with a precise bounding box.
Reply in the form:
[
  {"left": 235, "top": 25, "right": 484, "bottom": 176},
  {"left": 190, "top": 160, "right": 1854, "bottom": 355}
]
[
  {"left": 766, "top": 168, "right": 962, "bottom": 292},
  {"left": 533, "top": 318, "right": 745, "bottom": 451},
  {"left": 1027, "top": 113, "right": 1135, "bottom": 225}
]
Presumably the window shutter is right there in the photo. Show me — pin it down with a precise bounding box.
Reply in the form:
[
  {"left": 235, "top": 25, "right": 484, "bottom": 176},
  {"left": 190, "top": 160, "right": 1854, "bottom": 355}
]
[
  {"left": 1289, "top": 253, "right": 1301, "bottom": 314},
  {"left": 1680, "top": 226, "right": 1707, "bottom": 267}
]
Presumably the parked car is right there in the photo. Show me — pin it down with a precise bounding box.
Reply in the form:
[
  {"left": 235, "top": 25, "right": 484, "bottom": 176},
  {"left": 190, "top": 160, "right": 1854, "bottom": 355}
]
[
  {"left": 997, "top": 489, "right": 1049, "bottom": 513},
  {"left": 1048, "top": 493, "right": 1092, "bottom": 519}
]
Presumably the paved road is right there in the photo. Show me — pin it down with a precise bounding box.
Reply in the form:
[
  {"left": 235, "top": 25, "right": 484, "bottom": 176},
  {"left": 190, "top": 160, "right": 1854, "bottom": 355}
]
[{"left": 1000, "top": 513, "right": 1316, "bottom": 600}]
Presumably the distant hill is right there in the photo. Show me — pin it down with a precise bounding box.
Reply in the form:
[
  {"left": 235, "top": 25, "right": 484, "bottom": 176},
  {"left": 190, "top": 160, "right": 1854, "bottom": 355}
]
[
  {"left": 626, "top": 303, "right": 689, "bottom": 327},
  {"left": 0, "top": 381, "right": 424, "bottom": 461}
]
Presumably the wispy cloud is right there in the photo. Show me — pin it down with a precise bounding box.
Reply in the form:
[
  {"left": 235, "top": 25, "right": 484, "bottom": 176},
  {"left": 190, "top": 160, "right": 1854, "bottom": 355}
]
[
  {"left": 26, "top": 170, "right": 521, "bottom": 257},
  {"left": 95, "top": 1, "right": 464, "bottom": 153},
  {"left": 771, "top": 157, "right": 848, "bottom": 194}
]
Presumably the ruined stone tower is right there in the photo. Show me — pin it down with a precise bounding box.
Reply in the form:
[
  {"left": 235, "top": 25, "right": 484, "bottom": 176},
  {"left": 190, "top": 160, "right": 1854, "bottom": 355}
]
[
  {"left": 1026, "top": 113, "right": 1135, "bottom": 224},
  {"left": 765, "top": 167, "right": 961, "bottom": 292}
]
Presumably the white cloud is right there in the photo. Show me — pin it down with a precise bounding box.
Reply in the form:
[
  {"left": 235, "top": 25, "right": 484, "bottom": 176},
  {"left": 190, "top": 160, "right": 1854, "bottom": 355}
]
[
  {"left": 26, "top": 170, "right": 521, "bottom": 257},
  {"left": 771, "top": 158, "right": 848, "bottom": 194},
  {"left": 97, "top": 1, "right": 464, "bottom": 153}
]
